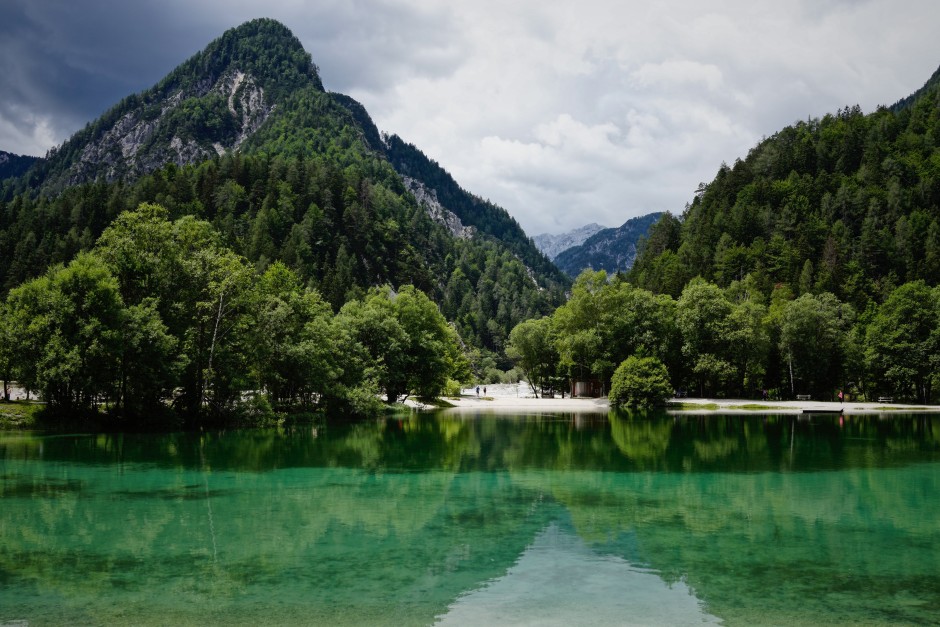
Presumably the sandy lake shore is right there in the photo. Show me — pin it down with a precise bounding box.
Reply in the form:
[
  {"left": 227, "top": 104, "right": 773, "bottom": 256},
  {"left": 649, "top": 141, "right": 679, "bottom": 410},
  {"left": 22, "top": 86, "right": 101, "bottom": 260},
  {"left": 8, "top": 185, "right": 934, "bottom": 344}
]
[{"left": 410, "top": 383, "right": 940, "bottom": 414}]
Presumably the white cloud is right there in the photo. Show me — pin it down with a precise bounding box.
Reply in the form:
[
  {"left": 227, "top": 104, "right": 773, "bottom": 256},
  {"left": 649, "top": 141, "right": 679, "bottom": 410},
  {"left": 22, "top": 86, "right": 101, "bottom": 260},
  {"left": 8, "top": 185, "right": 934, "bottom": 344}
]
[
  {"left": 631, "top": 60, "right": 725, "bottom": 92},
  {"left": 0, "top": 105, "right": 57, "bottom": 157}
]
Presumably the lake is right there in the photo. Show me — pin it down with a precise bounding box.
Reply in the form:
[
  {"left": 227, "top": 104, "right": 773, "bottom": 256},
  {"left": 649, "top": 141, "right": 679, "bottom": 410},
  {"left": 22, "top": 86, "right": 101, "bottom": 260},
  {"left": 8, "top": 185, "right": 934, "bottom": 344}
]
[{"left": 2, "top": 411, "right": 939, "bottom": 625}]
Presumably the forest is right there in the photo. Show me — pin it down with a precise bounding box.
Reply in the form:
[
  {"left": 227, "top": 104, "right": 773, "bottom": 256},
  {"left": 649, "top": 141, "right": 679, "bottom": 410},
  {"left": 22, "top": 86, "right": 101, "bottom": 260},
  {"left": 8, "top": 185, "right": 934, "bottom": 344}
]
[
  {"left": 0, "top": 204, "right": 470, "bottom": 424},
  {"left": 507, "top": 269, "right": 938, "bottom": 405}
]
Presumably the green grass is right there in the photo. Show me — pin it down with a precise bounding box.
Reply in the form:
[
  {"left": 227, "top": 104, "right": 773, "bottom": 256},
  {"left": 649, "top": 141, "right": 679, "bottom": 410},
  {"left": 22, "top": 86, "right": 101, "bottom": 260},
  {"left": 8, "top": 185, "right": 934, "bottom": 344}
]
[
  {"left": 669, "top": 402, "right": 720, "bottom": 410},
  {"left": 0, "top": 402, "right": 44, "bottom": 429}
]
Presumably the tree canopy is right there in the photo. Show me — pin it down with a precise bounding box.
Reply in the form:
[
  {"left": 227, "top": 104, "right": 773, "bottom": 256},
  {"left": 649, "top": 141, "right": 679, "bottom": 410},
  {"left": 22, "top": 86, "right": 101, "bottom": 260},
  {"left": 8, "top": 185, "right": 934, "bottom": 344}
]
[{"left": 1, "top": 204, "right": 469, "bottom": 424}]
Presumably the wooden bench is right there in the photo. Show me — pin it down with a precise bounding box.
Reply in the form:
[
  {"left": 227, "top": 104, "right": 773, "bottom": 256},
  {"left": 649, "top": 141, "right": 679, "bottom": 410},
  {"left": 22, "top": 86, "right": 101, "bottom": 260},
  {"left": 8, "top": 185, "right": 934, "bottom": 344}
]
[
  {"left": 796, "top": 394, "right": 811, "bottom": 401},
  {"left": 877, "top": 396, "right": 894, "bottom": 403}
]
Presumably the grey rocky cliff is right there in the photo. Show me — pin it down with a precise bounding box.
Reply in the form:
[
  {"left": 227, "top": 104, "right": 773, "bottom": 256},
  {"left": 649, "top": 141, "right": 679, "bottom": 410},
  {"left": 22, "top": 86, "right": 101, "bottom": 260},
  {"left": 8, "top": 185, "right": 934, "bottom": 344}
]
[
  {"left": 402, "top": 176, "right": 475, "bottom": 240},
  {"left": 59, "top": 69, "right": 271, "bottom": 190}
]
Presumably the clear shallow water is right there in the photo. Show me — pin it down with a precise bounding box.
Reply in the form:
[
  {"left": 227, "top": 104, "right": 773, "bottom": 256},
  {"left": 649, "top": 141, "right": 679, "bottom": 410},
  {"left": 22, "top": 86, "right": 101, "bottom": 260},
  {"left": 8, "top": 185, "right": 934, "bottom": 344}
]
[{"left": 2, "top": 412, "right": 940, "bottom": 625}]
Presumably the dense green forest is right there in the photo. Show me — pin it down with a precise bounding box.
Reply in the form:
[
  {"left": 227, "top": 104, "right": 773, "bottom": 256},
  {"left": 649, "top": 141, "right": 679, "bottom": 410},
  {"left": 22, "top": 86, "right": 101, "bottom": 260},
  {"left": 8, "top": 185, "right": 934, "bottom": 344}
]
[
  {"left": 0, "top": 147, "right": 564, "bottom": 350},
  {"left": 629, "top": 92, "right": 940, "bottom": 307},
  {"left": 0, "top": 204, "right": 469, "bottom": 423}
]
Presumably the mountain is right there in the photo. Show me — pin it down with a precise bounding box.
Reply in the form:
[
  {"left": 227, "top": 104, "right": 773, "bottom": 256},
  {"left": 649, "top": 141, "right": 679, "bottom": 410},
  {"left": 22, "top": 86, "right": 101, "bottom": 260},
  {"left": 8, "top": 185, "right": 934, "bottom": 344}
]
[
  {"left": 533, "top": 223, "right": 606, "bottom": 260},
  {"left": 890, "top": 64, "right": 940, "bottom": 112},
  {"left": 18, "top": 19, "right": 320, "bottom": 196},
  {"left": 629, "top": 63, "right": 940, "bottom": 305},
  {"left": 0, "top": 18, "right": 568, "bottom": 354},
  {"left": 553, "top": 212, "right": 663, "bottom": 278},
  {"left": 0, "top": 151, "right": 38, "bottom": 182}
]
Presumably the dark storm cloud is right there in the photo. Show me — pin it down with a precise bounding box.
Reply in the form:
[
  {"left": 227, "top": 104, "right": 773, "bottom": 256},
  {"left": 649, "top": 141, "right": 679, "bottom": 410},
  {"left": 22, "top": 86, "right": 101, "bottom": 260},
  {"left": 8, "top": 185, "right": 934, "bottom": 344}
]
[
  {"left": 0, "top": 0, "right": 223, "bottom": 154},
  {"left": 0, "top": 0, "right": 465, "bottom": 155}
]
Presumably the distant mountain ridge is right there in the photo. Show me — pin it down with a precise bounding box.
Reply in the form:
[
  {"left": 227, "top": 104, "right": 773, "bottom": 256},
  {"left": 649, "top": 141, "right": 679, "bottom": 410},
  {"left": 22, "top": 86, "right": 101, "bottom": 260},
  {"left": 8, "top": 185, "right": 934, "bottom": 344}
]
[
  {"left": 554, "top": 212, "right": 663, "bottom": 278},
  {"left": 533, "top": 223, "right": 606, "bottom": 260},
  {"left": 0, "top": 151, "right": 38, "bottom": 181}
]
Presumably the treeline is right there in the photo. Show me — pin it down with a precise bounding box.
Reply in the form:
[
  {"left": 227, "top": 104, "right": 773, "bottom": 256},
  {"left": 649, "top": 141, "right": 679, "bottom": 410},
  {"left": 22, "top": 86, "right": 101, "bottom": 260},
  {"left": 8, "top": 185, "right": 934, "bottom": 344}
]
[
  {"left": 0, "top": 204, "right": 468, "bottom": 424},
  {"left": 630, "top": 90, "right": 940, "bottom": 310},
  {"left": 0, "top": 149, "right": 565, "bottom": 356},
  {"left": 508, "top": 270, "right": 940, "bottom": 404}
]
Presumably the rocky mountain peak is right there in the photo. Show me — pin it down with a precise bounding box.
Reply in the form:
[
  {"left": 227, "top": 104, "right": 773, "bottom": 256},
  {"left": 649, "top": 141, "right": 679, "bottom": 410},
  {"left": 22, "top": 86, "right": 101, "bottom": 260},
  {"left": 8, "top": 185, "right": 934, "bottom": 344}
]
[
  {"left": 533, "top": 223, "right": 606, "bottom": 260},
  {"left": 33, "top": 18, "right": 320, "bottom": 194}
]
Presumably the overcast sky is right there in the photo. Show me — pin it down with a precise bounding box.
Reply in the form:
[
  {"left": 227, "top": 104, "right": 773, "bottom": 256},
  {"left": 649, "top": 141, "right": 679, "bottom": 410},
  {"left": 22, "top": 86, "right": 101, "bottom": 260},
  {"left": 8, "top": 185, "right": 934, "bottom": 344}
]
[{"left": 1, "top": 1, "right": 937, "bottom": 235}]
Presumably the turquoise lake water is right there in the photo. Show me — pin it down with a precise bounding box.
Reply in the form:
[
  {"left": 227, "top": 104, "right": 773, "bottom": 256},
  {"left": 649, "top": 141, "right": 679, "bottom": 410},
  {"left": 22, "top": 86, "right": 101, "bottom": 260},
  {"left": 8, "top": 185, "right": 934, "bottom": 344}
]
[{"left": 2, "top": 412, "right": 939, "bottom": 625}]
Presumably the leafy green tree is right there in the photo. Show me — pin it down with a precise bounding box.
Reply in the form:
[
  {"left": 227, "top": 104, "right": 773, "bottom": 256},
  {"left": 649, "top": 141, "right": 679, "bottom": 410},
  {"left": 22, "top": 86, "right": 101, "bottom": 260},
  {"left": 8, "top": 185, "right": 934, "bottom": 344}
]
[
  {"left": 724, "top": 298, "right": 770, "bottom": 395},
  {"left": 609, "top": 355, "right": 673, "bottom": 408},
  {"left": 6, "top": 254, "right": 123, "bottom": 413},
  {"left": 552, "top": 270, "right": 608, "bottom": 385},
  {"left": 337, "top": 289, "right": 411, "bottom": 403},
  {"left": 96, "top": 204, "right": 256, "bottom": 418},
  {"left": 676, "top": 278, "right": 734, "bottom": 396},
  {"left": 864, "top": 281, "right": 938, "bottom": 402},
  {"left": 598, "top": 277, "right": 678, "bottom": 378},
  {"left": 393, "top": 285, "right": 465, "bottom": 399},
  {"left": 337, "top": 285, "right": 463, "bottom": 402},
  {"left": 118, "top": 298, "right": 182, "bottom": 417},
  {"left": 251, "top": 262, "right": 338, "bottom": 409},
  {"left": 185, "top": 245, "right": 256, "bottom": 416},
  {"left": 779, "top": 292, "right": 852, "bottom": 398},
  {"left": 506, "top": 317, "right": 558, "bottom": 397}
]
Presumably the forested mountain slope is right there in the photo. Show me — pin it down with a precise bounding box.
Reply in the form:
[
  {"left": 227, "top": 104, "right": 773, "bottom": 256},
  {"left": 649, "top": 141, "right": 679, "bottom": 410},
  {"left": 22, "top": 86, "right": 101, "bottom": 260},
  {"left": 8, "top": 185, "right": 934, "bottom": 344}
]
[
  {"left": 383, "top": 134, "right": 569, "bottom": 287},
  {"left": 0, "top": 19, "right": 567, "bottom": 354},
  {"left": 630, "top": 67, "right": 940, "bottom": 308}
]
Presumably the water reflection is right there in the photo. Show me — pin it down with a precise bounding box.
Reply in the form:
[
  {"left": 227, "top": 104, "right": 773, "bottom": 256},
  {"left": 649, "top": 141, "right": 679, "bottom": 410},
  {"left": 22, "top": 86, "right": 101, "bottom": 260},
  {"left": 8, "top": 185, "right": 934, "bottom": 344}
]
[
  {"left": 436, "top": 521, "right": 721, "bottom": 626},
  {"left": 5, "top": 412, "right": 939, "bottom": 474},
  {"left": 2, "top": 413, "right": 940, "bottom": 625}
]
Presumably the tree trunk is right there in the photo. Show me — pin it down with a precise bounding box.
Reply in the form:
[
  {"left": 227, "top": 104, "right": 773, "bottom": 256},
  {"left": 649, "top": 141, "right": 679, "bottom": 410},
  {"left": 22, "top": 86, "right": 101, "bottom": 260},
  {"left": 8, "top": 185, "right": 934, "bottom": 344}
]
[
  {"left": 204, "top": 290, "right": 226, "bottom": 409},
  {"left": 788, "top": 353, "right": 795, "bottom": 398}
]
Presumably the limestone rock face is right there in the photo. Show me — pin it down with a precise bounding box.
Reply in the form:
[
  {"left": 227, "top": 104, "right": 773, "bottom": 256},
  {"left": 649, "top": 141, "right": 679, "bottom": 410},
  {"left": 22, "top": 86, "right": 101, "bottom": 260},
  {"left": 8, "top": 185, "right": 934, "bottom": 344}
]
[
  {"left": 403, "top": 176, "right": 475, "bottom": 240},
  {"left": 532, "top": 223, "right": 606, "bottom": 261},
  {"left": 59, "top": 69, "right": 271, "bottom": 190}
]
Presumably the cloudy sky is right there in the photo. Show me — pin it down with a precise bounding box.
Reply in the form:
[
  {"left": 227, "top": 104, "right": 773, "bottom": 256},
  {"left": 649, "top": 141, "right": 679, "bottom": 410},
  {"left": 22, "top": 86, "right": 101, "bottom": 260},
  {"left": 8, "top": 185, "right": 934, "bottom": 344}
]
[{"left": 1, "top": 1, "right": 937, "bottom": 235}]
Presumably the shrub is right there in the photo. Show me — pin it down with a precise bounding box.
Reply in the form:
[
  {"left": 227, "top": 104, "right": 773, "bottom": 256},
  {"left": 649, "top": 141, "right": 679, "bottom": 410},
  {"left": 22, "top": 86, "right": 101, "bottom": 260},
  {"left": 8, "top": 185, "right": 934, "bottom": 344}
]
[
  {"left": 609, "top": 355, "right": 673, "bottom": 408},
  {"left": 443, "top": 379, "right": 463, "bottom": 397}
]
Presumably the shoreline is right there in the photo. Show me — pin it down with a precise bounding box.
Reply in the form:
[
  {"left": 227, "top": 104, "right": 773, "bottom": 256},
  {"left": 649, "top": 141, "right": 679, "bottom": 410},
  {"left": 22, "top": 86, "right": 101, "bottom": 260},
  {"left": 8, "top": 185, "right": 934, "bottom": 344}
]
[{"left": 420, "top": 394, "right": 940, "bottom": 415}]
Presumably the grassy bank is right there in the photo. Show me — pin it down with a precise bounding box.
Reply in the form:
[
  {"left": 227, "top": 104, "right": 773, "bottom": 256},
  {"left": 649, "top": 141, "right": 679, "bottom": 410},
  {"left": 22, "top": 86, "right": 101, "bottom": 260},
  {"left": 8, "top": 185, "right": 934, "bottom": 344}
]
[{"left": 0, "top": 402, "right": 44, "bottom": 429}]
